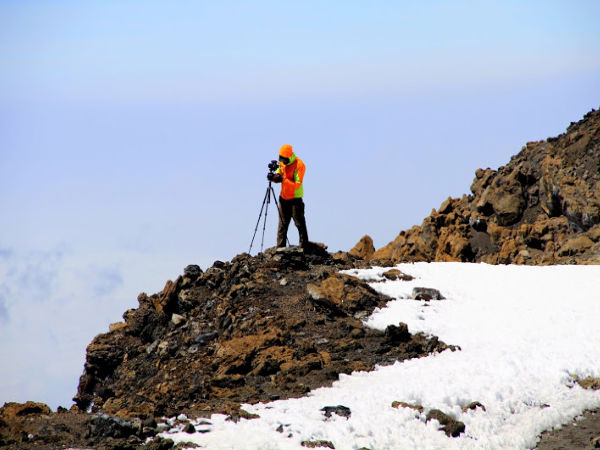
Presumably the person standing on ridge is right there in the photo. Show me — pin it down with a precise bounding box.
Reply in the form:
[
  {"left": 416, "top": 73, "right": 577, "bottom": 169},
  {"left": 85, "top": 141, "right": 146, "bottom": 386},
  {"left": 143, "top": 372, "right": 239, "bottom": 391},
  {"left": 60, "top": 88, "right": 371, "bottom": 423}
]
[{"left": 267, "top": 144, "right": 309, "bottom": 250}]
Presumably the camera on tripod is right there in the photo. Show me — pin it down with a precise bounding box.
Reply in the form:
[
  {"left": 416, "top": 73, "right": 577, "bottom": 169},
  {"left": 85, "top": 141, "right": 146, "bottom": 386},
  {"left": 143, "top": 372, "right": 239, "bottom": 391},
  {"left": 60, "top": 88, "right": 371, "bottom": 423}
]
[{"left": 267, "top": 160, "right": 282, "bottom": 183}]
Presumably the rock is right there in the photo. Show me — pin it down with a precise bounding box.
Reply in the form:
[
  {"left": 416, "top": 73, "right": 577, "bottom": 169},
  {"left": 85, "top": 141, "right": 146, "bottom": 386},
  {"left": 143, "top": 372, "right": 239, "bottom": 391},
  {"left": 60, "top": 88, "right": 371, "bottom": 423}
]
[
  {"left": 591, "top": 434, "right": 600, "bottom": 448},
  {"left": 462, "top": 401, "right": 486, "bottom": 412},
  {"left": 412, "top": 287, "right": 444, "bottom": 301},
  {"left": 577, "top": 377, "right": 600, "bottom": 390},
  {"left": 559, "top": 235, "right": 594, "bottom": 256},
  {"left": 438, "top": 197, "right": 454, "bottom": 214},
  {"left": 385, "top": 323, "right": 410, "bottom": 344},
  {"left": 489, "top": 190, "right": 525, "bottom": 226},
  {"left": 349, "top": 235, "right": 375, "bottom": 260},
  {"left": 109, "top": 321, "right": 128, "bottom": 332},
  {"left": 301, "top": 440, "right": 335, "bottom": 448},
  {"left": 145, "top": 437, "right": 175, "bottom": 450},
  {"left": 183, "top": 422, "right": 196, "bottom": 433},
  {"left": 171, "top": 313, "right": 185, "bottom": 326},
  {"left": 391, "top": 401, "right": 424, "bottom": 413},
  {"left": 88, "top": 413, "right": 138, "bottom": 439},
  {"left": 321, "top": 405, "right": 351, "bottom": 419},
  {"left": 382, "top": 269, "right": 414, "bottom": 281},
  {"left": 425, "top": 409, "right": 465, "bottom": 437},
  {"left": 183, "top": 264, "right": 203, "bottom": 279},
  {"left": 0, "top": 401, "right": 52, "bottom": 418}
]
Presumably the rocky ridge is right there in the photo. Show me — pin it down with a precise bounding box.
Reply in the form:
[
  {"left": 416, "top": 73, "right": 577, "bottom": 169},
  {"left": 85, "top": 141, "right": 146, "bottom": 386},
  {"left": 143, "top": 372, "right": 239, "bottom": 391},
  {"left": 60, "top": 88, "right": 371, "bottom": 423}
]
[
  {"left": 370, "top": 108, "right": 600, "bottom": 264},
  {"left": 72, "top": 247, "right": 455, "bottom": 421}
]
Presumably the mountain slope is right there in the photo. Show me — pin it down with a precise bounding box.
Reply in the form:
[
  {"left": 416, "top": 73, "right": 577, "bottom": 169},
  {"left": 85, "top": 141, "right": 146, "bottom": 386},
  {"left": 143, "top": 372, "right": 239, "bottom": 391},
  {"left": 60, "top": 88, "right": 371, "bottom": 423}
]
[{"left": 372, "top": 108, "right": 600, "bottom": 264}]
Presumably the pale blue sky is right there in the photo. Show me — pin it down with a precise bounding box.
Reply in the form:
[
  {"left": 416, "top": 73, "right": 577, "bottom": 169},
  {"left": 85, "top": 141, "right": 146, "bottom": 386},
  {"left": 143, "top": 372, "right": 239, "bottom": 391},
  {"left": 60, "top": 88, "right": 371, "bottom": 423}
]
[{"left": 1, "top": 0, "right": 599, "bottom": 409}]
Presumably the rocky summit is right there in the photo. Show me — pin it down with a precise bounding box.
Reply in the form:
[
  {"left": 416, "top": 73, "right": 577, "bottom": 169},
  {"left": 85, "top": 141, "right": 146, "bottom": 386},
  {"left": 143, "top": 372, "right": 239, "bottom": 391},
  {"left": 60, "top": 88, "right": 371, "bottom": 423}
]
[
  {"left": 370, "top": 108, "right": 600, "bottom": 265},
  {"left": 73, "top": 247, "right": 452, "bottom": 420}
]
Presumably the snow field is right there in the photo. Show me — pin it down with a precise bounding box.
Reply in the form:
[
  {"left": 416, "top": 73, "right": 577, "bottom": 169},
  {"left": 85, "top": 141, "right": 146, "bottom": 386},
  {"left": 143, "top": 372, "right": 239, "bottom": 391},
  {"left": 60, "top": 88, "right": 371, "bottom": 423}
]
[{"left": 160, "top": 262, "right": 600, "bottom": 449}]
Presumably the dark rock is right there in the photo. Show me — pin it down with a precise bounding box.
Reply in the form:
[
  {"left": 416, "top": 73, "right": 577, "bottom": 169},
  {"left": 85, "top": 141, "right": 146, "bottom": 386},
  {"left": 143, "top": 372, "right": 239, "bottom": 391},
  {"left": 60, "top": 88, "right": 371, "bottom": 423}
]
[
  {"left": 145, "top": 436, "right": 175, "bottom": 450},
  {"left": 88, "top": 413, "right": 138, "bottom": 439},
  {"left": 194, "top": 331, "right": 218, "bottom": 344},
  {"left": 183, "top": 422, "right": 196, "bottom": 433},
  {"left": 183, "top": 264, "right": 203, "bottom": 279},
  {"left": 412, "top": 288, "right": 445, "bottom": 301},
  {"left": 321, "top": 405, "right": 351, "bottom": 419},
  {"left": 385, "top": 323, "right": 410, "bottom": 344},
  {"left": 301, "top": 439, "right": 335, "bottom": 448}
]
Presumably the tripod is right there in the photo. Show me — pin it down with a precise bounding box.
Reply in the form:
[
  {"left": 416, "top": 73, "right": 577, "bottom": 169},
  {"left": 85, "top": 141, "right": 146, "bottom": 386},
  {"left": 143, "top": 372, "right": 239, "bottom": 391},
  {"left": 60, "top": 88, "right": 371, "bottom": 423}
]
[{"left": 249, "top": 181, "right": 290, "bottom": 253}]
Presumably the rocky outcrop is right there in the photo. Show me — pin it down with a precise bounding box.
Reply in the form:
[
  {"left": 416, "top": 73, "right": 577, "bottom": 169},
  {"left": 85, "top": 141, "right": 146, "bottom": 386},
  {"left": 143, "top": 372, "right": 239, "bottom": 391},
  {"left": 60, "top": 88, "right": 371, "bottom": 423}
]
[
  {"left": 368, "top": 108, "right": 600, "bottom": 265},
  {"left": 349, "top": 235, "right": 375, "bottom": 260},
  {"left": 73, "top": 247, "right": 454, "bottom": 420}
]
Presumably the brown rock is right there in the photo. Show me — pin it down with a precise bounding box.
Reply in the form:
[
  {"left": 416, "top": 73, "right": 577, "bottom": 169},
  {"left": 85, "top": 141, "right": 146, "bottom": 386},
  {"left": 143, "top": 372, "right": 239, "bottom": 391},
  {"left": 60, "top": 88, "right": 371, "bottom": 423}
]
[
  {"left": 0, "top": 401, "right": 52, "bottom": 418},
  {"left": 577, "top": 377, "right": 600, "bottom": 390},
  {"left": 462, "top": 401, "right": 486, "bottom": 412},
  {"left": 349, "top": 235, "right": 375, "bottom": 260},
  {"left": 391, "top": 401, "right": 424, "bottom": 413},
  {"left": 559, "top": 235, "right": 594, "bottom": 256},
  {"left": 382, "top": 269, "right": 414, "bottom": 281},
  {"left": 425, "top": 409, "right": 465, "bottom": 437}
]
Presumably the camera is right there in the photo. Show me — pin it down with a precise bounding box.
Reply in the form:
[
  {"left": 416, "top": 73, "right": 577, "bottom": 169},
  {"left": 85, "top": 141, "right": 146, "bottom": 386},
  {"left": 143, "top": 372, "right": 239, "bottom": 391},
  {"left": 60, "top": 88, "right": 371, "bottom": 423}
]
[{"left": 268, "top": 160, "right": 279, "bottom": 172}]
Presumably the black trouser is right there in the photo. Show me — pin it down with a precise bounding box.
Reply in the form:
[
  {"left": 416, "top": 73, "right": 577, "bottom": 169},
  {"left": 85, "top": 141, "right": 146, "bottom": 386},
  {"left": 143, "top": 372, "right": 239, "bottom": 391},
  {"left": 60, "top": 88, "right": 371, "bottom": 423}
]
[{"left": 277, "top": 197, "right": 309, "bottom": 248}]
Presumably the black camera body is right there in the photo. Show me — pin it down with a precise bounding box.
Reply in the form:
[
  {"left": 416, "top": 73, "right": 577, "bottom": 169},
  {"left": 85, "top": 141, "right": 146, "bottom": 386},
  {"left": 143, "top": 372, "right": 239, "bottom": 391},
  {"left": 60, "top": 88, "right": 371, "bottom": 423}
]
[{"left": 268, "top": 160, "right": 279, "bottom": 173}]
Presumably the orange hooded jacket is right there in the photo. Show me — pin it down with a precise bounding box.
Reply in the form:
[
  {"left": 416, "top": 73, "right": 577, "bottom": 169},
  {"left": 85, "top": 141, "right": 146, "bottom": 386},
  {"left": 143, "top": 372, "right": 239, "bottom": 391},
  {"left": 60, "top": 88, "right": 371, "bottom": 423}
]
[{"left": 276, "top": 144, "right": 305, "bottom": 200}]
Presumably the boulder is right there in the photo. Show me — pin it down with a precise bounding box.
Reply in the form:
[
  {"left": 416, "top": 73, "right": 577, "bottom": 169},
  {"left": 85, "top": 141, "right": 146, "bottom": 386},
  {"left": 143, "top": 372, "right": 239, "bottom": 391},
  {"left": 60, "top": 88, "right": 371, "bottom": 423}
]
[{"left": 349, "top": 235, "right": 375, "bottom": 260}]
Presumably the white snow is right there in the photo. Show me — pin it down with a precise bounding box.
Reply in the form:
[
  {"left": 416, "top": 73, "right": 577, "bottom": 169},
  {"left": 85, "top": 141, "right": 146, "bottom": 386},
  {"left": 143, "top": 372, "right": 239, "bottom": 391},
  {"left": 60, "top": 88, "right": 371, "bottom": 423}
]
[{"left": 159, "top": 262, "right": 600, "bottom": 449}]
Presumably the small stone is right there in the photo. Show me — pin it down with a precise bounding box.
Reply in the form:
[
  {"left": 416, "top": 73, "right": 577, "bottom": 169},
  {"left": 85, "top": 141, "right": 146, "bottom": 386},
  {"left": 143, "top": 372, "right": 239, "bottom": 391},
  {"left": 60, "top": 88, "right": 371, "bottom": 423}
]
[
  {"left": 412, "top": 287, "right": 445, "bottom": 301},
  {"left": 183, "top": 422, "right": 196, "bottom": 433},
  {"left": 462, "top": 401, "right": 486, "bottom": 412},
  {"left": 591, "top": 435, "right": 600, "bottom": 448},
  {"left": 171, "top": 313, "right": 185, "bottom": 326},
  {"left": 301, "top": 440, "right": 335, "bottom": 449},
  {"left": 280, "top": 278, "right": 288, "bottom": 286},
  {"left": 391, "top": 401, "right": 424, "bottom": 413},
  {"left": 321, "top": 405, "right": 351, "bottom": 419}
]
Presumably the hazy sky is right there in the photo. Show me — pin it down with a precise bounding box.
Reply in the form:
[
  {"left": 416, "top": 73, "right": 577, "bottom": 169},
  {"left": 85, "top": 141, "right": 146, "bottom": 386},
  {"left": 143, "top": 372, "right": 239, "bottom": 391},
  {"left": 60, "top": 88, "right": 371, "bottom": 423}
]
[{"left": 1, "top": 0, "right": 599, "bottom": 409}]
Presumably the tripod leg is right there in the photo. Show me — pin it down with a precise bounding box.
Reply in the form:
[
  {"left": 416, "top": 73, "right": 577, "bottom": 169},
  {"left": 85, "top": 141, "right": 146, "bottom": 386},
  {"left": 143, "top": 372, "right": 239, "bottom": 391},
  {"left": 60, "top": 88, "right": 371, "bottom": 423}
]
[
  {"left": 249, "top": 186, "right": 270, "bottom": 253},
  {"left": 270, "top": 187, "right": 291, "bottom": 247},
  {"left": 260, "top": 185, "right": 271, "bottom": 251}
]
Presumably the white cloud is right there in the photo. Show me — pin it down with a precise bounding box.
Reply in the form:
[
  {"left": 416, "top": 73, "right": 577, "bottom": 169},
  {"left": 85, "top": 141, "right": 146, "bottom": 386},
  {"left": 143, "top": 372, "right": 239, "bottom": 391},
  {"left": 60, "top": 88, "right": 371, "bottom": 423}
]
[{"left": 0, "top": 246, "right": 172, "bottom": 409}]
